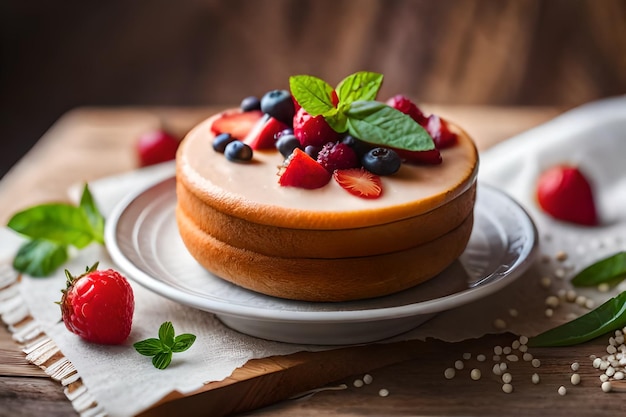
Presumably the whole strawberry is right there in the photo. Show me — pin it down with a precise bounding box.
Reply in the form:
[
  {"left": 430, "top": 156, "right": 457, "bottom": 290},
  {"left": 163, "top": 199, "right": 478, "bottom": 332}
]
[
  {"left": 137, "top": 129, "right": 180, "bottom": 167},
  {"left": 536, "top": 165, "right": 598, "bottom": 226},
  {"left": 60, "top": 263, "right": 134, "bottom": 344}
]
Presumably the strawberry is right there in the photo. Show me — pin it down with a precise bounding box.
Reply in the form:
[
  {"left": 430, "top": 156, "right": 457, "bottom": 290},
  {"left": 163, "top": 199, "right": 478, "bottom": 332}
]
[
  {"left": 386, "top": 94, "right": 427, "bottom": 125},
  {"left": 60, "top": 263, "right": 134, "bottom": 344},
  {"left": 278, "top": 148, "right": 331, "bottom": 189},
  {"left": 293, "top": 107, "right": 341, "bottom": 148},
  {"left": 333, "top": 168, "right": 383, "bottom": 199},
  {"left": 425, "top": 114, "right": 457, "bottom": 148},
  {"left": 211, "top": 110, "right": 263, "bottom": 141},
  {"left": 244, "top": 116, "right": 290, "bottom": 150},
  {"left": 137, "top": 129, "right": 180, "bottom": 167},
  {"left": 316, "top": 141, "right": 359, "bottom": 172},
  {"left": 394, "top": 148, "right": 442, "bottom": 165},
  {"left": 536, "top": 165, "right": 598, "bottom": 226}
]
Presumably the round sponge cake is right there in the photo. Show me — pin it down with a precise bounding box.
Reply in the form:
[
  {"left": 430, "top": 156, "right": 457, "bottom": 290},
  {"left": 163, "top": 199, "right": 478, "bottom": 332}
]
[{"left": 176, "top": 111, "right": 479, "bottom": 301}]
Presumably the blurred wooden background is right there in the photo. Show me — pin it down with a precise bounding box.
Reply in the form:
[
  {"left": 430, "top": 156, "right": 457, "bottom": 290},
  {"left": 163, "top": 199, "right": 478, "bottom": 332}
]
[{"left": 1, "top": 0, "right": 625, "bottom": 178}]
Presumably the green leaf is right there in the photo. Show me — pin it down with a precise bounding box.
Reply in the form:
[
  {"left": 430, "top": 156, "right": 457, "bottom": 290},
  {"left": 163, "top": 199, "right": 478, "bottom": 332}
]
[
  {"left": 571, "top": 252, "right": 626, "bottom": 287},
  {"left": 152, "top": 351, "right": 173, "bottom": 370},
  {"left": 7, "top": 204, "right": 96, "bottom": 248},
  {"left": 79, "top": 184, "right": 105, "bottom": 244},
  {"left": 322, "top": 107, "right": 348, "bottom": 133},
  {"left": 528, "top": 291, "right": 626, "bottom": 347},
  {"left": 289, "top": 75, "right": 335, "bottom": 116},
  {"left": 336, "top": 71, "right": 383, "bottom": 105},
  {"left": 345, "top": 101, "right": 435, "bottom": 151},
  {"left": 158, "top": 321, "right": 175, "bottom": 348},
  {"left": 172, "top": 334, "right": 197, "bottom": 353},
  {"left": 133, "top": 338, "right": 164, "bottom": 356},
  {"left": 12, "top": 239, "right": 68, "bottom": 277}
]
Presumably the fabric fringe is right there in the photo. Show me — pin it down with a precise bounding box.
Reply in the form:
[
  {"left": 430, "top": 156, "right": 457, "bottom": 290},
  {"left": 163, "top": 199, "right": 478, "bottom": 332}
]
[{"left": 0, "top": 262, "right": 108, "bottom": 417}]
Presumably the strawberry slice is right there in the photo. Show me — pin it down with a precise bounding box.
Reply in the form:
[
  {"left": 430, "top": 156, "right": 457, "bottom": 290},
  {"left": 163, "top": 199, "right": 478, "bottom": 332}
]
[
  {"left": 278, "top": 148, "right": 331, "bottom": 189},
  {"left": 244, "top": 116, "right": 289, "bottom": 150},
  {"left": 211, "top": 110, "right": 263, "bottom": 141},
  {"left": 394, "top": 148, "right": 442, "bottom": 165},
  {"left": 425, "top": 114, "right": 457, "bottom": 148},
  {"left": 333, "top": 168, "right": 383, "bottom": 199},
  {"left": 536, "top": 165, "right": 598, "bottom": 226}
]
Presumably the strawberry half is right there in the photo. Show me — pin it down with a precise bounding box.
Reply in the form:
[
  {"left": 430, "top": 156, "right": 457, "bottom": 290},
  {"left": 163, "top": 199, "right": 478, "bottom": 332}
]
[
  {"left": 425, "top": 114, "right": 457, "bottom": 149},
  {"left": 278, "top": 148, "right": 331, "bottom": 189},
  {"left": 536, "top": 165, "right": 598, "bottom": 226},
  {"left": 244, "top": 116, "right": 289, "bottom": 150},
  {"left": 211, "top": 110, "right": 263, "bottom": 141},
  {"left": 333, "top": 168, "right": 383, "bottom": 199}
]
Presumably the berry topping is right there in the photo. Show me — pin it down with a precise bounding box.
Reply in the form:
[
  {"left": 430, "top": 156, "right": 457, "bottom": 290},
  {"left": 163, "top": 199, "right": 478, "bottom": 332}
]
[
  {"left": 212, "top": 133, "right": 235, "bottom": 153},
  {"left": 224, "top": 140, "right": 253, "bottom": 162},
  {"left": 386, "top": 94, "right": 427, "bottom": 125},
  {"left": 211, "top": 110, "right": 263, "bottom": 141},
  {"left": 275, "top": 133, "right": 301, "bottom": 158},
  {"left": 244, "top": 116, "right": 290, "bottom": 150},
  {"left": 394, "top": 148, "right": 442, "bottom": 165},
  {"left": 333, "top": 168, "right": 383, "bottom": 199},
  {"left": 260, "top": 89, "right": 296, "bottom": 124},
  {"left": 362, "top": 147, "right": 401, "bottom": 175},
  {"left": 293, "top": 107, "right": 341, "bottom": 148},
  {"left": 316, "top": 141, "right": 359, "bottom": 173},
  {"left": 536, "top": 165, "right": 598, "bottom": 226},
  {"left": 60, "top": 263, "right": 134, "bottom": 344},
  {"left": 240, "top": 96, "right": 261, "bottom": 112},
  {"left": 278, "top": 148, "right": 332, "bottom": 189},
  {"left": 304, "top": 144, "right": 322, "bottom": 159},
  {"left": 137, "top": 129, "right": 179, "bottom": 167},
  {"left": 425, "top": 114, "right": 457, "bottom": 148}
]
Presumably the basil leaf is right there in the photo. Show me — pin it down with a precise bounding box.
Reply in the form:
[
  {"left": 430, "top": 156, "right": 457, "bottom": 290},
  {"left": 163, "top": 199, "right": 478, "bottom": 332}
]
[
  {"left": 528, "top": 291, "right": 626, "bottom": 347},
  {"left": 172, "top": 334, "right": 197, "bottom": 353},
  {"left": 336, "top": 71, "right": 383, "bottom": 105},
  {"left": 158, "top": 321, "right": 175, "bottom": 348},
  {"left": 345, "top": 101, "right": 434, "bottom": 151},
  {"left": 152, "top": 351, "right": 173, "bottom": 370},
  {"left": 571, "top": 252, "right": 626, "bottom": 287},
  {"left": 12, "top": 239, "right": 68, "bottom": 277},
  {"left": 79, "top": 184, "right": 105, "bottom": 244},
  {"left": 133, "top": 338, "right": 164, "bottom": 356},
  {"left": 8, "top": 204, "right": 96, "bottom": 248},
  {"left": 289, "top": 75, "right": 335, "bottom": 116}
]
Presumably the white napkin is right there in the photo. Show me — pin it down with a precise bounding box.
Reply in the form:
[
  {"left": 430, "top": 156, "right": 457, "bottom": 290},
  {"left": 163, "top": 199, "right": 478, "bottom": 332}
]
[{"left": 2, "top": 95, "right": 625, "bottom": 417}]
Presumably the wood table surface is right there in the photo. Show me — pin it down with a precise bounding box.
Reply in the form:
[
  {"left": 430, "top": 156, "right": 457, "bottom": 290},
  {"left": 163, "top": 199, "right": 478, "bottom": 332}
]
[{"left": 2, "top": 105, "right": 624, "bottom": 417}]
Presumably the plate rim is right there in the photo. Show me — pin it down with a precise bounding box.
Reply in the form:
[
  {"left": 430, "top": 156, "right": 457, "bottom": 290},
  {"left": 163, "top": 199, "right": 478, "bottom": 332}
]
[{"left": 105, "top": 177, "right": 538, "bottom": 324}]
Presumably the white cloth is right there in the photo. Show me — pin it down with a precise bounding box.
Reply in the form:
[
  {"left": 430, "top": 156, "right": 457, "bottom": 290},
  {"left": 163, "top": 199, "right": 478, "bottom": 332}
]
[{"left": 3, "top": 95, "right": 626, "bottom": 416}]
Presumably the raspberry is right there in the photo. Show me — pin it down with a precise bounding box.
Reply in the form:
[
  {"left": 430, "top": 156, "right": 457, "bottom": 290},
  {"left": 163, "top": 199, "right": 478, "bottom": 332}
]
[
  {"left": 316, "top": 142, "right": 359, "bottom": 173},
  {"left": 386, "top": 95, "right": 427, "bottom": 125}
]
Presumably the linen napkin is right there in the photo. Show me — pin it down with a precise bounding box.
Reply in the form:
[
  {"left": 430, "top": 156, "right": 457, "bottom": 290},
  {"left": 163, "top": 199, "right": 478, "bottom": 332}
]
[{"left": 1, "top": 95, "right": 625, "bottom": 417}]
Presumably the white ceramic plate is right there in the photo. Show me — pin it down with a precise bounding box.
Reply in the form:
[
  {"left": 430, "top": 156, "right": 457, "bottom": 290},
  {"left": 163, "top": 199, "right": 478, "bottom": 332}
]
[{"left": 105, "top": 178, "right": 537, "bottom": 345}]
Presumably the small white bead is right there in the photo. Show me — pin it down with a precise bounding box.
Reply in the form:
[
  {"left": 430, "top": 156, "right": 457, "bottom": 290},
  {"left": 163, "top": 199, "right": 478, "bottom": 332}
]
[
  {"left": 512, "top": 340, "right": 521, "bottom": 350},
  {"left": 575, "top": 295, "right": 587, "bottom": 306},
  {"left": 600, "top": 374, "right": 609, "bottom": 382},
  {"left": 565, "top": 290, "right": 577, "bottom": 302},
  {"left": 509, "top": 308, "right": 519, "bottom": 317},
  {"left": 444, "top": 368, "right": 456, "bottom": 379},
  {"left": 454, "top": 360, "right": 464, "bottom": 370},
  {"left": 558, "top": 386, "right": 567, "bottom": 396},
  {"left": 531, "top": 358, "right": 541, "bottom": 368},
  {"left": 502, "top": 383, "right": 513, "bottom": 394},
  {"left": 353, "top": 379, "right": 364, "bottom": 387},
  {"left": 492, "top": 364, "right": 502, "bottom": 376},
  {"left": 531, "top": 373, "right": 540, "bottom": 384},
  {"left": 601, "top": 381, "right": 612, "bottom": 393},
  {"left": 519, "top": 335, "right": 529, "bottom": 345},
  {"left": 554, "top": 268, "right": 566, "bottom": 278},
  {"left": 545, "top": 295, "right": 560, "bottom": 308},
  {"left": 519, "top": 344, "right": 528, "bottom": 353},
  {"left": 523, "top": 353, "right": 534, "bottom": 361},
  {"left": 503, "top": 346, "right": 512, "bottom": 355},
  {"left": 614, "top": 371, "right": 624, "bottom": 380},
  {"left": 506, "top": 354, "right": 519, "bottom": 362},
  {"left": 571, "top": 362, "right": 580, "bottom": 371},
  {"left": 494, "top": 345, "right": 503, "bottom": 355},
  {"left": 540, "top": 276, "right": 552, "bottom": 288},
  {"left": 477, "top": 354, "right": 486, "bottom": 362},
  {"left": 378, "top": 388, "right": 389, "bottom": 397},
  {"left": 555, "top": 250, "right": 568, "bottom": 261},
  {"left": 570, "top": 373, "right": 581, "bottom": 385},
  {"left": 493, "top": 355, "right": 501, "bottom": 362},
  {"left": 598, "top": 283, "right": 610, "bottom": 292},
  {"left": 463, "top": 352, "right": 471, "bottom": 360},
  {"left": 363, "top": 374, "right": 373, "bottom": 384},
  {"left": 585, "top": 299, "right": 595, "bottom": 309},
  {"left": 545, "top": 308, "right": 554, "bottom": 318},
  {"left": 502, "top": 373, "right": 513, "bottom": 384},
  {"left": 605, "top": 366, "right": 615, "bottom": 377},
  {"left": 493, "top": 319, "right": 507, "bottom": 330},
  {"left": 470, "top": 369, "right": 481, "bottom": 381},
  {"left": 499, "top": 362, "right": 508, "bottom": 372}
]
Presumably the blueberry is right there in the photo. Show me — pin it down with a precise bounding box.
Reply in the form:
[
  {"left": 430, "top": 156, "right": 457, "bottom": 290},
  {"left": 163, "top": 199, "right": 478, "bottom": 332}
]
[
  {"left": 362, "top": 147, "right": 401, "bottom": 175},
  {"left": 224, "top": 140, "right": 253, "bottom": 162},
  {"left": 240, "top": 96, "right": 261, "bottom": 112},
  {"left": 212, "top": 133, "right": 235, "bottom": 153},
  {"left": 342, "top": 135, "right": 372, "bottom": 159},
  {"left": 275, "top": 134, "right": 301, "bottom": 158},
  {"left": 274, "top": 128, "right": 294, "bottom": 140},
  {"left": 304, "top": 145, "right": 321, "bottom": 159},
  {"left": 260, "top": 90, "right": 295, "bottom": 124}
]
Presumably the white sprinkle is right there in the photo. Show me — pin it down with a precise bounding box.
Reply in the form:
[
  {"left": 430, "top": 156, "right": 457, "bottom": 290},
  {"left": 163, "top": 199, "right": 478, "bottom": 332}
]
[
  {"left": 512, "top": 340, "right": 521, "bottom": 350},
  {"left": 494, "top": 346, "right": 503, "bottom": 355},
  {"left": 565, "top": 290, "right": 577, "bottom": 302},
  {"left": 502, "top": 373, "right": 513, "bottom": 384},
  {"left": 557, "top": 289, "right": 567, "bottom": 299},
  {"left": 558, "top": 386, "right": 567, "bottom": 396},
  {"left": 570, "top": 373, "right": 581, "bottom": 385},
  {"left": 508, "top": 308, "right": 519, "bottom": 317},
  {"left": 444, "top": 368, "right": 456, "bottom": 379},
  {"left": 363, "top": 374, "right": 373, "bottom": 384},
  {"left": 566, "top": 312, "right": 578, "bottom": 321},
  {"left": 585, "top": 299, "right": 595, "bottom": 309},
  {"left": 554, "top": 268, "right": 566, "bottom": 279},
  {"left": 470, "top": 369, "right": 481, "bottom": 381},
  {"left": 614, "top": 371, "right": 624, "bottom": 380},
  {"left": 575, "top": 295, "right": 587, "bottom": 306},
  {"left": 607, "top": 345, "right": 617, "bottom": 355},
  {"left": 519, "top": 335, "right": 529, "bottom": 345},
  {"left": 555, "top": 251, "right": 568, "bottom": 262},
  {"left": 601, "top": 381, "right": 612, "bottom": 393},
  {"left": 493, "top": 355, "right": 501, "bottom": 362},
  {"left": 462, "top": 352, "right": 471, "bottom": 360},
  {"left": 353, "top": 379, "right": 364, "bottom": 387},
  {"left": 605, "top": 366, "right": 615, "bottom": 377},
  {"left": 506, "top": 354, "right": 519, "bottom": 362},
  {"left": 531, "top": 358, "right": 541, "bottom": 368},
  {"left": 519, "top": 344, "right": 528, "bottom": 353},
  {"left": 454, "top": 360, "right": 464, "bottom": 370},
  {"left": 571, "top": 362, "right": 580, "bottom": 371},
  {"left": 378, "top": 388, "right": 389, "bottom": 397},
  {"left": 600, "top": 374, "right": 609, "bottom": 382},
  {"left": 545, "top": 308, "right": 554, "bottom": 318},
  {"left": 593, "top": 357, "right": 603, "bottom": 368},
  {"left": 531, "top": 373, "right": 540, "bottom": 384},
  {"left": 503, "top": 346, "right": 512, "bottom": 355},
  {"left": 477, "top": 354, "right": 486, "bottom": 362},
  {"left": 545, "top": 295, "right": 560, "bottom": 308},
  {"left": 492, "top": 363, "right": 502, "bottom": 376},
  {"left": 598, "top": 283, "right": 610, "bottom": 292},
  {"left": 499, "top": 362, "right": 508, "bottom": 372},
  {"left": 523, "top": 353, "right": 534, "bottom": 361},
  {"left": 540, "top": 276, "right": 552, "bottom": 288},
  {"left": 493, "top": 319, "right": 507, "bottom": 330},
  {"left": 502, "top": 383, "right": 513, "bottom": 393}
]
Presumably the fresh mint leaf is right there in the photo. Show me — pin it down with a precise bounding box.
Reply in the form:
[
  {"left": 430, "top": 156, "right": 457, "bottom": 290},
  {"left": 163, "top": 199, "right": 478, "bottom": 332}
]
[
  {"left": 571, "top": 252, "right": 626, "bottom": 287},
  {"left": 134, "top": 321, "right": 196, "bottom": 369},
  {"left": 79, "top": 184, "right": 105, "bottom": 244},
  {"left": 336, "top": 71, "right": 383, "bottom": 105},
  {"left": 172, "top": 334, "right": 196, "bottom": 353},
  {"left": 345, "top": 101, "right": 434, "bottom": 151},
  {"left": 528, "top": 291, "right": 626, "bottom": 347},
  {"left": 8, "top": 204, "right": 96, "bottom": 248},
  {"left": 322, "top": 107, "right": 348, "bottom": 133},
  {"left": 13, "top": 239, "right": 68, "bottom": 277},
  {"left": 289, "top": 75, "right": 335, "bottom": 116}
]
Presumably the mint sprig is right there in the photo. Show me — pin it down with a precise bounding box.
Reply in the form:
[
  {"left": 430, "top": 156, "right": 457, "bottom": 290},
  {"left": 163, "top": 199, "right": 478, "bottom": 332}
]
[
  {"left": 289, "top": 71, "right": 434, "bottom": 152},
  {"left": 7, "top": 184, "right": 105, "bottom": 277},
  {"left": 134, "top": 322, "right": 196, "bottom": 370}
]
